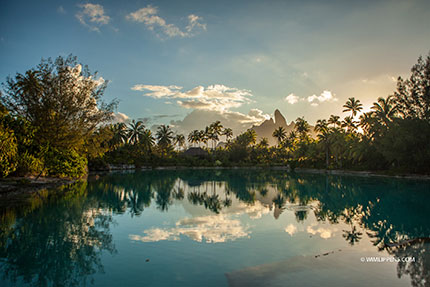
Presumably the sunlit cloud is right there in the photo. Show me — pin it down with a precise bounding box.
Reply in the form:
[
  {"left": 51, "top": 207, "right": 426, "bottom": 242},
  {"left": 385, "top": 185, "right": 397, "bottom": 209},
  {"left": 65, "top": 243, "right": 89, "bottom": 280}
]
[
  {"left": 284, "top": 224, "right": 298, "bottom": 236},
  {"left": 112, "top": 112, "right": 129, "bottom": 123},
  {"left": 130, "top": 215, "right": 249, "bottom": 243},
  {"left": 306, "top": 225, "right": 335, "bottom": 239},
  {"left": 126, "top": 5, "right": 206, "bottom": 38},
  {"left": 306, "top": 90, "right": 338, "bottom": 106},
  {"left": 76, "top": 3, "right": 110, "bottom": 32},
  {"left": 285, "top": 93, "right": 300, "bottom": 104},
  {"left": 132, "top": 84, "right": 253, "bottom": 113},
  {"left": 129, "top": 200, "right": 270, "bottom": 244}
]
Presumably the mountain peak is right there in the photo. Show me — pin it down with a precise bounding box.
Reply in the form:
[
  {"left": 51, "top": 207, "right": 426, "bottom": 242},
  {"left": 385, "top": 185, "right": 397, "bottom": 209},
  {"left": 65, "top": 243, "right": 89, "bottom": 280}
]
[{"left": 274, "top": 109, "right": 287, "bottom": 127}]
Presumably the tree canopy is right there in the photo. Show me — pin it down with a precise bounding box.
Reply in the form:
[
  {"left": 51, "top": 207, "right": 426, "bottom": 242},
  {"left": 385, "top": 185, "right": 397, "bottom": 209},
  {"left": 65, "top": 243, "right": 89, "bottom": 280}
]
[{"left": 1, "top": 55, "right": 117, "bottom": 150}]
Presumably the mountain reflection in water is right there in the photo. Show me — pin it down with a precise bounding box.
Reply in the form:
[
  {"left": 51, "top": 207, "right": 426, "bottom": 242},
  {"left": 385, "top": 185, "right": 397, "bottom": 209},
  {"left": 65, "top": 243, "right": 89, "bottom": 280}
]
[{"left": 1, "top": 170, "right": 429, "bottom": 287}]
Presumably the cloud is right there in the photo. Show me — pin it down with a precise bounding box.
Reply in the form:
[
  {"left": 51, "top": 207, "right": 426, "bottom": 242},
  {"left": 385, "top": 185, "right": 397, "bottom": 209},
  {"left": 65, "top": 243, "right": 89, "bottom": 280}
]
[
  {"left": 76, "top": 3, "right": 110, "bottom": 32},
  {"left": 306, "top": 90, "right": 338, "bottom": 106},
  {"left": 130, "top": 214, "right": 249, "bottom": 243},
  {"left": 284, "top": 90, "right": 337, "bottom": 106},
  {"left": 129, "top": 199, "right": 270, "bottom": 244},
  {"left": 132, "top": 84, "right": 253, "bottom": 113},
  {"left": 284, "top": 224, "right": 298, "bottom": 236},
  {"left": 126, "top": 5, "right": 206, "bottom": 38},
  {"left": 112, "top": 112, "right": 129, "bottom": 123},
  {"left": 170, "top": 109, "right": 270, "bottom": 137},
  {"left": 285, "top": 93, "right": 299, "bottom": 104},
  {"left": 306, "top": 225, "right": 335, "bottom": 239}
]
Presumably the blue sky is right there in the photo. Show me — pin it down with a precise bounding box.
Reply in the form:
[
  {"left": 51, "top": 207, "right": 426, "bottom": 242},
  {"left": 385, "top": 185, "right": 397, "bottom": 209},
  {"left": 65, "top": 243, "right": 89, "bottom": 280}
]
[{"left": 1, "top": 0, "right": 430, "bottom": 134}]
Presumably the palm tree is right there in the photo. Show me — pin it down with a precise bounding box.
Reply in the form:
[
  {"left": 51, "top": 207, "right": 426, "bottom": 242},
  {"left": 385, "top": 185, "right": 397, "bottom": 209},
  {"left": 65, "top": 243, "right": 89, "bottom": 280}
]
[
  {"left": 295, "top": 117, "right": 310, "bottom": 137},
  {"left": 207, "top": 127, "right": 219, "bottom": 149},
  {"left": 359, "top": 112, "right": 377, "bottom": 137},
  {"left": 201, "top": 127, "right": 210, "bottom": 149},
  {"left": 371, "top": 96, "right": 397, "bottom": 126},
  {"left": 223, "top": 128, "right": 233, "bottom": 142},
  {"left": 209, "top": 121, "right": 223, "bottom": 148},
  {"left": 342, "top": 226, "right": 363, "bottom": 246},
  {"left": 246, "top": 129, "right": 257, "bottom": 146},
  {"left": 314, "top": 119, "right": 328, "bottom": 134},
  {"left": 173, "top": 134, "right": 185, "bottom": 151},
  {"left": 140, "top": 129, "right": 155, "bottom": 151},
  {"left": 127, "top": 120, "right": 145, "bottom": 145},
  {"left": 272, "top": 126, "right": 286, "bottom": 146},
  {"left": 156, "top": 125, "right": 174, "bottom": 148},
  {"left": 317, "top": 129, "right": 332, "bottom": 169},
  {"left": 343, "top": 97, "right": 363, "bottom": 117},
  {"left": 258, "top": 137, "right": 269, "bottom": 148},
  {"left": 341, "top": 116, "right": 357, "bottom": 133},
  {"left": 288, "top": 131, "right": 297, "bottom": 141},
  {"left": 328, "top": 115, "right": 341, "bottom": 127},
  {"left": 109, "top": 122, "right": 128, "bottom": 149},
  {"left": 188, "top": 130, "right": 200, "bottom": 147}
]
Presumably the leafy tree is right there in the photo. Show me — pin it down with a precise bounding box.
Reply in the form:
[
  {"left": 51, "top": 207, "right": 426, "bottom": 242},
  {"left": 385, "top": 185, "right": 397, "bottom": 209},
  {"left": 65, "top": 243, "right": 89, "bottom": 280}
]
[
  {"left": 394, "top": 52, "right": 430, "bottom": 122},
  {"left": 0, "top": 122, "right": 18, "bottom": 177},
  {"left": 1, "top": 55, "right": 117, "bottom": 151}
]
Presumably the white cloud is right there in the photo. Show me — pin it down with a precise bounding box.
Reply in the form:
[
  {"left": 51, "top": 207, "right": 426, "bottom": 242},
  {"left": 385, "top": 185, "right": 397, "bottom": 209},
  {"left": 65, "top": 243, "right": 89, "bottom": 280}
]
[
  {"left": 306, "top": 225, "right": 335, "bottom": 239},
  {"left": 126, "top": 5, "right": 206, "bottom": 38},
  {"left": 112, "top": 112, "right": 129, "bottom": 123},
  {"left": 129, "top": 214, "right": 249, "bottom": 243},
  {"left": 284, "top": 224, "right": 298, "bottom": 236},
  {"left": 132, "top": 84, "right": 271, "bottom": 136},
  {"left": 129, "top": 199, "right": 271, "bottom": 244},
  {"left": 76, "top": 3, "right": 110, "bottom": 32},
  {"left": 186, "top": 14, "right": 207, "bottom": 33},
  {"left": 306, "top": 90, "right": 338, "bottom": 106},
  {"left": 285, "top": 93, "right": 300, "bottom": 104},
  {"left": 132, "top": 84, "right": 253, "bottom": 113}
]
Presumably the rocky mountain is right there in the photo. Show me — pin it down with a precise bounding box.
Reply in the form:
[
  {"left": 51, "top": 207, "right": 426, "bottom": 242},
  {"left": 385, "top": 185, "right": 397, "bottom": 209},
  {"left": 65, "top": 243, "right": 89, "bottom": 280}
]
[{"left": 252, "top": 109, "right": 314, "bottom": 146}]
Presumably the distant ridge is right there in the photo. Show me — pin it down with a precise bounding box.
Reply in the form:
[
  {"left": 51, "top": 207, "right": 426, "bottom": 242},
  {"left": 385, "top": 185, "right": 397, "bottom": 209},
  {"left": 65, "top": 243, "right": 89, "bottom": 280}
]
[{"left": 252, "top": 109, "right": 314, "bottom": 146}]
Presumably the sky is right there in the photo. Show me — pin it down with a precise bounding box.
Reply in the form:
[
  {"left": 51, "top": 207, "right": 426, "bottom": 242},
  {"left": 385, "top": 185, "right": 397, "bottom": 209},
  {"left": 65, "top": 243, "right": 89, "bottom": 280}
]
[{"left": 1, "top": 0, "right": 430, "bottom": 134}]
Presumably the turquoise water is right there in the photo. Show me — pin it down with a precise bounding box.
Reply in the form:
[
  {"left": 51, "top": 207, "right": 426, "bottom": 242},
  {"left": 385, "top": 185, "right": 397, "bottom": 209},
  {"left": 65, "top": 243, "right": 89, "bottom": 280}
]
[{"left": 1, "top": 170, "right": 429, "bottom": 287}]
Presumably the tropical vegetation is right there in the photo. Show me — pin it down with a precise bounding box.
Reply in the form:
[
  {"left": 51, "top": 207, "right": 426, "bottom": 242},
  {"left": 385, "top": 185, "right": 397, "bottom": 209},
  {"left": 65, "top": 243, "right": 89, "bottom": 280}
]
[{"left": 1, "top": 52, "right": 429, "bottom": 178}]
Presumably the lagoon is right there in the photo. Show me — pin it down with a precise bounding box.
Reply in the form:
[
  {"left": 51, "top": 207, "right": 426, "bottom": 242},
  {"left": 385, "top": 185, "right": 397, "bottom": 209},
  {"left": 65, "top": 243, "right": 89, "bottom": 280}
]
[{"left": 1, "top": 170, "right": 429, "bottom": 287}]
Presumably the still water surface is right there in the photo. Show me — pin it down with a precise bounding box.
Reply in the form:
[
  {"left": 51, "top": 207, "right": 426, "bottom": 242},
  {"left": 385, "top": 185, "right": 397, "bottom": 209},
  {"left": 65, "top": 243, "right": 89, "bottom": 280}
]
[{"left": 1, "top": 170, "right": 429, "bottom": 287}]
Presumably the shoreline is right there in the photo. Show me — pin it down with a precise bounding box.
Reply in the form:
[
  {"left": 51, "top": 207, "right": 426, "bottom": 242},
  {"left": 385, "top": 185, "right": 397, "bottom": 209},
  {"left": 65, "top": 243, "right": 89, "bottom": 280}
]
[
  {"left": 97, "top": 165, "right": 430, "bottom": 180},
  {"left": 0, "top": 176, "right": 79, "bottom": 201},
  {"left": 1, "top": 167, "right": 428, "bottom": 200}
]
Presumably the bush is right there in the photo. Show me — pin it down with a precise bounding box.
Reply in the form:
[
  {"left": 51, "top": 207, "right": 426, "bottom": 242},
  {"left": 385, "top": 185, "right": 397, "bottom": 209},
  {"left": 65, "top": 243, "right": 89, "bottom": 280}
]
[
  {"left": 14, "top": 151, "right": 44, "bottom": 176},
  {"left": 45, "top": 148, "right": 88, "bottom": 178},
  {"left": 0, "top": 125, "right": 17, "bottom": 177}
]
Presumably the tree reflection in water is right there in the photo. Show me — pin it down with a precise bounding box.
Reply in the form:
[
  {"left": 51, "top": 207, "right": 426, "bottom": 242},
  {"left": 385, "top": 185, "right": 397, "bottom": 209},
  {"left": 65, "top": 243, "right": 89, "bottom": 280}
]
[
  {"left": 0, "top": 182, "right": 116, "bottom": 287},
  {"left": 1, "top": 170, "right": 429, "bottom": 286}
]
